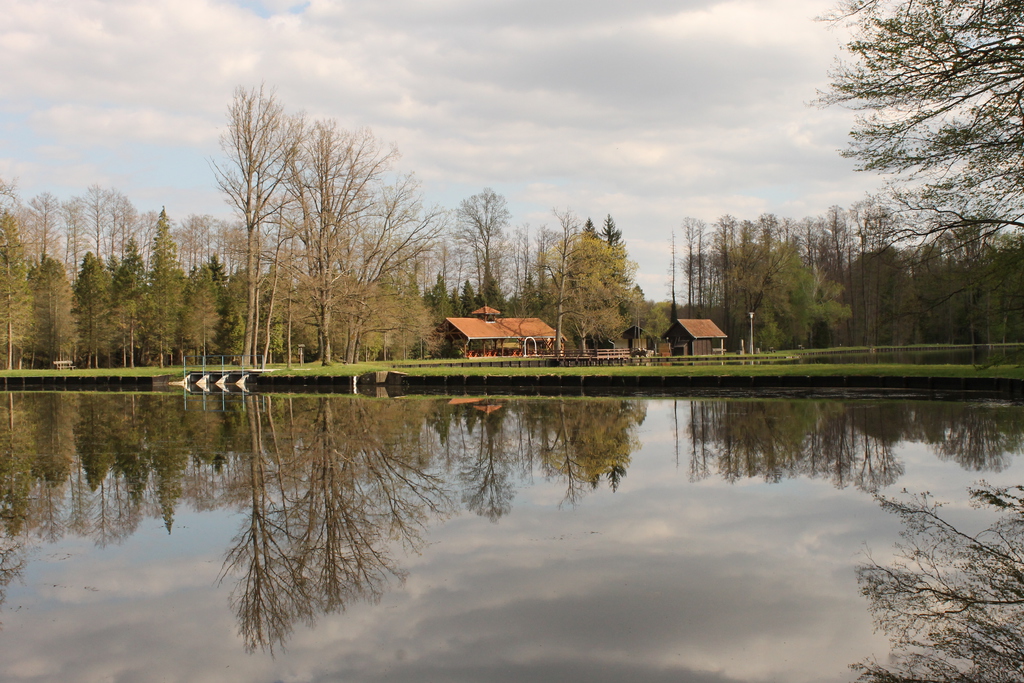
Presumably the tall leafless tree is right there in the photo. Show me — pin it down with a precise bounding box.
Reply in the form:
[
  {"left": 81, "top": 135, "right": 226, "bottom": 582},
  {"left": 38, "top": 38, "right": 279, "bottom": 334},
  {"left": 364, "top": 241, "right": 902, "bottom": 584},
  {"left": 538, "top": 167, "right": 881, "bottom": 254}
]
[
  {"left": 456, "top": 188, "right": 509, "bottom": 300},
  {"left": 213, "top": 85, "right": 300, "bottom": 365}
]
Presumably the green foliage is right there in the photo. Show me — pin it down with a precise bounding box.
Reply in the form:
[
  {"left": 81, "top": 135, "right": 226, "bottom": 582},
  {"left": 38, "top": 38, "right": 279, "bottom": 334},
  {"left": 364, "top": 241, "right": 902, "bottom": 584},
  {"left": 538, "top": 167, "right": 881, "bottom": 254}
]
[
  {"left": 145, "top": 208, "right": 185, "bottom": 366},
  {"left": 74, "top": 252, "right": 112, "bottom": 368},
  {"left": 423, "top": 273, "right": 453, "bottom": 322},
  {"left": 458, "top": 280, "right": 477, "bottom": 316},
  {"left": 601, "top": 214, "right": 622, "bottom": 247},
  {"left": 181, "top": 259, "right": 224, "bottom": 357},
  {"left": 111, "top": 239, "right": 146, "bottom": 367},
  {"left": 0, "top": 212, "right": 30, "bottom": 369},
  {"left": 824, "top": 0, "right": 1024, "bottom": 234},
  {"left": 562, "top": 232, "right": 637, "bottom": 347},
  {"left": 28, "top": 255, "right": 75, "bottom": 365},
  {"left": 216, "top": 271, "right": 247, "bottom": 355}
]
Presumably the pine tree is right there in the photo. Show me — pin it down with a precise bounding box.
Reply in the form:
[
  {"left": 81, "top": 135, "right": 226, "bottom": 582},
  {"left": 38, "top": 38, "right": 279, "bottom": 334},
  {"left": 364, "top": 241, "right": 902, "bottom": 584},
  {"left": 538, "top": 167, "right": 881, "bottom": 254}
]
[
  {"left": 146, "top": 208, "right": 185, "bottom": 367},
  {"left": 181, "top": 261, "right": 222, "bottom": 358},
  {"left": 74, "top": 252, "right": 112, "bottom": 368},
  {"left": 112, "top": 239, "right": 146, "bottom": 367},
  {"left": 0, "top": 212, "right": 30, "bottom": 369},
  {"left": 29, "top": 255, "right": 75, "bottom": 366},
  {"left": 481, "top": 272, "right": 505, "bottom": 311},
  {"left": 583, "top": 218, "right": 598, "bottom": 237},
  {"left": 424, "top": 273, "right": 453, "bottom": 321},
  {"left": 601, "top": 214, "right": 622, "bottom": 247},
  {"left": 459, "top": 280, "right": 477, "bottom": 315}
]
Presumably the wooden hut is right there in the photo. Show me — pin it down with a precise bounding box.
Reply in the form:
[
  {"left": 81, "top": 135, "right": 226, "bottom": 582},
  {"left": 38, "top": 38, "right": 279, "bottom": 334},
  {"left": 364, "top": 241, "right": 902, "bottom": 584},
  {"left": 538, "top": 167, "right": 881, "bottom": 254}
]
[
  {"left": 438, "top": 307, "right": 560, "bottom": 357},
  {"left": 620, "top": 325, "right": 652, "bottom": 354},
  {"left": 662, "top": 319, "right": 727, "bottom": 356}
]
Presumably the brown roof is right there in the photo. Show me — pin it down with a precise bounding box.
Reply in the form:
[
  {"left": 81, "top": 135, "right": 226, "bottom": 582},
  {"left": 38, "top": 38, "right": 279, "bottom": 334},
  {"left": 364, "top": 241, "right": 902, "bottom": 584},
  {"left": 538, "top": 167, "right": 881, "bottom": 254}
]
[
  {"left": 471, "top": 306, "right": 501, "bottom": 316},
  {"left": 443, "top": 317, "right": 558, "bottom": 340},
  {"left": 670, "top": 319, "right": 727, "bottom": 339}
]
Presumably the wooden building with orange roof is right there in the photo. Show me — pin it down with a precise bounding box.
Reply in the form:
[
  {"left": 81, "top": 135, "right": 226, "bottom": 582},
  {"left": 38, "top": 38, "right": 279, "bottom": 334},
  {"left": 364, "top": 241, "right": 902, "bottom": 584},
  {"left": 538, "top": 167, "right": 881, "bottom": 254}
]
[
  {"left": 662, "top": 319, "right": 727, "bottom": 356},
  {"left": 438, "top": 307, "right": 560, "bottom": 357}
]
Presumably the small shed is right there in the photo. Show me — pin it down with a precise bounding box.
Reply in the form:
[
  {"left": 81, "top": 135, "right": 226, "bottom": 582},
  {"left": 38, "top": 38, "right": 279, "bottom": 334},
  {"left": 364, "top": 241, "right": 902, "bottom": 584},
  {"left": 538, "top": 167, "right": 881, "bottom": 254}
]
[
  {"left": 438, "top": 307, "right": 560, "bottom": 357},
  {"left": 620, "top": 325, "right": 651, "bottom": 354},
  {"left": 662, "top": 319, "right": 727, "bottom": 356}
]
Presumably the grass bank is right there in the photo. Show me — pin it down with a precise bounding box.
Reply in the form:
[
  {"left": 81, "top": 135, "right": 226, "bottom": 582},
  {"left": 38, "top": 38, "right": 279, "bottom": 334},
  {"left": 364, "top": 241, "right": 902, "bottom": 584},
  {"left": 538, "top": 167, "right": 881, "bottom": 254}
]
[{"left": 4, "top": 358, "right": 1023, "bottom": 380}]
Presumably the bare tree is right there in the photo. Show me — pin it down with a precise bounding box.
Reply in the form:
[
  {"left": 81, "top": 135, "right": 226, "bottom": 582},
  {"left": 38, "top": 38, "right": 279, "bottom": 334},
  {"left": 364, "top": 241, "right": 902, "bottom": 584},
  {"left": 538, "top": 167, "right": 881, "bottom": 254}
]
[
  {"left": 543, "top": 208, "right": 583, "bottom": 355},
  {"left": 177, "top": 213, "right": 215, "bottom": 272},
  {"left": 82, "top": 185, "right": 110, "bottom": 261},
  {"left": 213, "top": 85, "right": 300, "bottom": 364},
  {"left": 106, "top": 190, "right": 137, "bottom": 261},
  {"left": 456, "top": 188, "right": 509, "bottom": 302},
  {"left": 24, "top": 192, "right": 61, "bottom": 263},
  {"left": 60, "top": 197, "right": 85, "bottom": 279},
  {"left": 338, "top": 173, "right": 445, "bottom": 362},
  {"left": 290, "top": 120, "right": 394, "bottom": 364}
]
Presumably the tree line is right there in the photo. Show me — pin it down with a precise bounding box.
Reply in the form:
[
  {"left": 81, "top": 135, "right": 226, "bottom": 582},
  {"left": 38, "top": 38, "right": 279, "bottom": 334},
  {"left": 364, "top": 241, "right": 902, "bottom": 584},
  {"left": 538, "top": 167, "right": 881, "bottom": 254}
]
[
  {"left": 675, "top": 201, "right": 1024, "bottom": 351},
  {"left": 5, "top": 68, "right": 1022, "bottom": 367},
  {"left": 0, "top": 87, "right": 646, "bottom": 368}
]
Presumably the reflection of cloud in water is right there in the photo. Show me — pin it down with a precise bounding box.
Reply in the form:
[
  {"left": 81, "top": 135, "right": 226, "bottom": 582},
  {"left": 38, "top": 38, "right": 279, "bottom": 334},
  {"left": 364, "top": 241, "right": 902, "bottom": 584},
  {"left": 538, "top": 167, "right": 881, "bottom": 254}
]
[{"left": 1, "top": 395, "right": 1024, "bottom": 682}]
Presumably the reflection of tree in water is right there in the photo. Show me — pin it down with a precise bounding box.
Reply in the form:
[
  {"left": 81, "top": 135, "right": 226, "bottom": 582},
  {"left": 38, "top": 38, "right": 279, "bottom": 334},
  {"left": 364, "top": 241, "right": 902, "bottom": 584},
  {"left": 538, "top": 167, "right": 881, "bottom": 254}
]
[
  {"left": 2, "top": 393, "right": 1024, "bottom": 651},
  {"left": 0, "top": 536, "right": 25, "bottom": 629},
  {"left": 916, "top": 403, "right": 1024, "bottom": 473},
  {"left": 222, "top": 396, "right": 453, "bottom": 653},
  {"left": 449, "top": 400, "right": 519, "bottom": 522},
  {"left": 854, "top": 485, "right": 1024, "bottom": 683},
  {"left": 538, "top": 400, "right": 644, "bottom": 506},
  {"left": 687, "top": 400, "right": 922, "bottom": 491},
  {"left": 433, "top": 399, "right": 647, "bottom": 515}
]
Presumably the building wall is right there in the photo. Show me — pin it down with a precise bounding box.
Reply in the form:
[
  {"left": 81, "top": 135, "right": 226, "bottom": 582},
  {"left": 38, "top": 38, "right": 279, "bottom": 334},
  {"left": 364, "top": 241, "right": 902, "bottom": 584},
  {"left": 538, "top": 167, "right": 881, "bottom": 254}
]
[{"left": 693, "top": 339, "right": 713, "bottom": 356}]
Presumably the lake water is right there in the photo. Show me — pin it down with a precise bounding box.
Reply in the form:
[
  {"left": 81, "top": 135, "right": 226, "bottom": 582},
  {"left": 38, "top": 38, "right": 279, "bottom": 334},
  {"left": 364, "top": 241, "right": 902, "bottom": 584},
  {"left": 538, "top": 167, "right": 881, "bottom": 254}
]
[{"left": 1, "top": 392, "right": 1022, "bottom": 683}]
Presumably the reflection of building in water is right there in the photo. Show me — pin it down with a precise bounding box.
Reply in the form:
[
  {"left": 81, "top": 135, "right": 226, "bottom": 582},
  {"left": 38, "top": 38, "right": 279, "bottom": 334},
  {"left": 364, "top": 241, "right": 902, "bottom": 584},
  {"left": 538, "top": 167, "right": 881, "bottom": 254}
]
[
  {"left": 1, "top": 393, "right": 1023, "bottom": 652},
  {"left": 0, "top": 393, "right": 647, "bottom": 652}
]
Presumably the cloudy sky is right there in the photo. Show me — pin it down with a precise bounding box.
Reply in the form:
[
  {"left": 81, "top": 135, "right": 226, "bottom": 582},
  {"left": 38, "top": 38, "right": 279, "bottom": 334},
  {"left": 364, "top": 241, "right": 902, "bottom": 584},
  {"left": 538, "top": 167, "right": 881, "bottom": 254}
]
[{"left": 0, "top": 0, "right": 880, "bottom": 294}]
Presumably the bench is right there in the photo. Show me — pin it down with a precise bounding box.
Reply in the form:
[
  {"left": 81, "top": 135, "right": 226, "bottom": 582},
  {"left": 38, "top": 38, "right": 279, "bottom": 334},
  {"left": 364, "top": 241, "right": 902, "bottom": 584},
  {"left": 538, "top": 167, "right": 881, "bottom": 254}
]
[{"left": 53, "top": 360, "right": 75, "bottom": 371}]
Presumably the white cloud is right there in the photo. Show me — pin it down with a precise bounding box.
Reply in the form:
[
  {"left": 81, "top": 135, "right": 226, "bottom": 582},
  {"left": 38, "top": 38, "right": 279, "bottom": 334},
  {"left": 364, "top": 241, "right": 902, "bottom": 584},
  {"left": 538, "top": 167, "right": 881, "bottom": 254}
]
[{"left": 0, "top": 0, "right": 875, "bottom": 288}]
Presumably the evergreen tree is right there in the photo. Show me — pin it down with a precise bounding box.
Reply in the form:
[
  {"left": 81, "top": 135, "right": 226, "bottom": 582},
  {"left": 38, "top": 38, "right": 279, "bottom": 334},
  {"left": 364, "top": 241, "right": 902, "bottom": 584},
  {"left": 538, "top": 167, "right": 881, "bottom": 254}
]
[
  {"left": 601, "top": 214, "right": 623, "bottom": 247},
  {"left": 111, "top": 239, "right": 146, "bottom": 367},
  {"left": 74, "top": 252, "right": 112, "bottom": 368},
  {"left": 459, "top": 280, "right": 477, "bottom": 315},
  {"left": 181, "top": 261, "right": 223, "bottom": 358},
  {"left": 146, "top": 209, "right": 185, "bottom": 367},
  {"left": 449, "top": 287, "right": 461, "bottom": 316},
  {"left": 0, "top": 212, "right": 30, "bottom": 369},
  {"left": 423, "top": 273, "right": 453, "bottom": 321},
  {"left": 216, "top": 271, "right": 246, "bottom": 355},
  {"left": 28, "top": 255, "right": 75, "bottom": 366},
  {"left": 480, "top": 272, "right": 505, "bottom": 311},
  {"left": 583, "top": 218, "right": 598, "bottom": 237}
]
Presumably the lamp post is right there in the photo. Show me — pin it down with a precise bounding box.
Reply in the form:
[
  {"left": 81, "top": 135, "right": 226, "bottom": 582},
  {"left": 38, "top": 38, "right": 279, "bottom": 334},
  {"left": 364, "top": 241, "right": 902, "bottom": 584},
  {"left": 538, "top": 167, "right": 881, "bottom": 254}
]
[
  {"left": 298, "top": 344, "right": 304, "bottom": 366},
  {"left": 748, "top": 311, "right": 754, "bottom": 355}
]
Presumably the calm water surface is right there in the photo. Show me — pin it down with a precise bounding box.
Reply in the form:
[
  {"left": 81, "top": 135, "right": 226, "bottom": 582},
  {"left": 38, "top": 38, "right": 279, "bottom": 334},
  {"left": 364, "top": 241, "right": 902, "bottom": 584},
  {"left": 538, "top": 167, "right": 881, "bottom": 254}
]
[{"left": 0, "top": 392, "right": 1022, "bottom": 683}]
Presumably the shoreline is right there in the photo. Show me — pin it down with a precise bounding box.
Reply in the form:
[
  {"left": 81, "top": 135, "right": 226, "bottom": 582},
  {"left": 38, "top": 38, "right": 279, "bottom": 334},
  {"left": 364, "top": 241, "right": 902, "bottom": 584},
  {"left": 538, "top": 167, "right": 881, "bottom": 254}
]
[{"left": 2, "top": 371, "right": 1021, "bottom": 402}]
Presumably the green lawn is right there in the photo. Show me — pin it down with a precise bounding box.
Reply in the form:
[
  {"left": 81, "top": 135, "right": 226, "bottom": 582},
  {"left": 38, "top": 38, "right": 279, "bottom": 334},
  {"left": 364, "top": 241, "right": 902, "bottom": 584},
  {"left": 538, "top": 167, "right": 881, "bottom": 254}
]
[{"left": 5, "top": 356, "right": 1023, "bottom": 380}]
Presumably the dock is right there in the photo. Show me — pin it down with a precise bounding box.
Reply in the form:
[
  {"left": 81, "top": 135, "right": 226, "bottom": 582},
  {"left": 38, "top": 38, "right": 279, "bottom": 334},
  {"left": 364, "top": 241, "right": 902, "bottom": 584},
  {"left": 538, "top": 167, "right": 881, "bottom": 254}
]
[{"left": 183, "top": 355, "right": 274, "bottom": 392}]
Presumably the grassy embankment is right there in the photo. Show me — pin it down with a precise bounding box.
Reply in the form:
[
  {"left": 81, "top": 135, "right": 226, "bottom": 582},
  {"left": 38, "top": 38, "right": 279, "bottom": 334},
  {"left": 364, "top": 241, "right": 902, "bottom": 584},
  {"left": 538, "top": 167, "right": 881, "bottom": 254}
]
[{"left": 3, "top": 350, "right": 1023, "bottom": 380}]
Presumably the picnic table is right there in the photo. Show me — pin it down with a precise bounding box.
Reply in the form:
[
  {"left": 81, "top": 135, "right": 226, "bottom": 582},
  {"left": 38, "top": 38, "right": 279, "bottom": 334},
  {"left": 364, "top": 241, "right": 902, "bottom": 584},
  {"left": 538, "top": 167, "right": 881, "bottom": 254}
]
[{"left": 53, "top": 360, "right": 75, "bottom": 371}]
